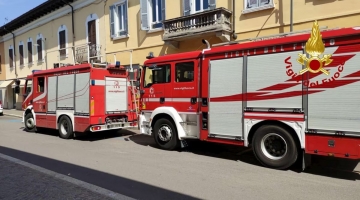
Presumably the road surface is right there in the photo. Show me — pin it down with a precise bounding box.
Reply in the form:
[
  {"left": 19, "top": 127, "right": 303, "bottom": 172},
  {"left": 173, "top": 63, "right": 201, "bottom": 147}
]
[{"left": 0, "top": 115, "right": 360, "bottom": 200}]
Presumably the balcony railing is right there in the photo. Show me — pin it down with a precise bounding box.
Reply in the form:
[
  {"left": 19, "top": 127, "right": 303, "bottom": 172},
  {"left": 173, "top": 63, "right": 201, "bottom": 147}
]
[
  {"left": 75, "top": 43, "right": 102, "bottom": 64},
  {"left": 163, "top": 7, "right": 232, "bottom": 48}
]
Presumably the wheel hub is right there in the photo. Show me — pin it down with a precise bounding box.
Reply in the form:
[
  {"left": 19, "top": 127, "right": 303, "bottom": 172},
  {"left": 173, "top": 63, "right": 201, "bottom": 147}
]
[
  {"left": 158, "top": 125, "right": 172, "bottom": 142},
  {"left": 60, "top": 121, "right": 69, "bottom": 135},
  {"left": 261, "top": 133, "right": 287, "bottom": 160},
  {"left": 26, "top": 118, "right": 35, "bottom": 128}
]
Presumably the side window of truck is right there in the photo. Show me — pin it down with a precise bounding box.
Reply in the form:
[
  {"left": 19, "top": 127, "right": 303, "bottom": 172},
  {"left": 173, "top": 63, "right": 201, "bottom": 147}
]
[
  {"left": 175, "top": 62, "right": 194, "bottom": 82},
  {"left": 37, "top": 77, "right": 45, "bottom": 93},
  {"left": 143, "top": 64, "right": 171, "bottom": 87}
]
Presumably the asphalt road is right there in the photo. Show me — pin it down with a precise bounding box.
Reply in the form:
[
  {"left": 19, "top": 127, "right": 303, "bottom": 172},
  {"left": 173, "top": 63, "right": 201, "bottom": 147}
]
[{"left": 1, "top": 115, "right": 360, "bottom": 200}]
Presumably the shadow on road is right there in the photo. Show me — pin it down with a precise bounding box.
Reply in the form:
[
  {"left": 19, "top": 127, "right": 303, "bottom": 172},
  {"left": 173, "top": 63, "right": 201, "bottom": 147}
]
[
  {"left": 0, "top": 146, "right": 201, "bottom": 200},
  {"left": 129, "top": 134, "right": 360, "bottom": 181},
  {"left": 22, "top": 127, "right": 137, "bottom": 142}
]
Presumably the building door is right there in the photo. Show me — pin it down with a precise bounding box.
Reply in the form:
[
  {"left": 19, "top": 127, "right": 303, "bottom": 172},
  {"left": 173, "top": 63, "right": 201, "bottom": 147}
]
[{"left": 87, "top": 20, "right": 97, "bottom": 63}]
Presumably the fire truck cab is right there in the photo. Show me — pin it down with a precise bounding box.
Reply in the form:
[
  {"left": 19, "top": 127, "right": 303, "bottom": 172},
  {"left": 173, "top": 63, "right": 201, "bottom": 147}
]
[
  {"left": 22, "top": 62, "right": 139, "bottom": 139},
  {"left": 139, "top": 21, "right": 360, "bottom": 170}
]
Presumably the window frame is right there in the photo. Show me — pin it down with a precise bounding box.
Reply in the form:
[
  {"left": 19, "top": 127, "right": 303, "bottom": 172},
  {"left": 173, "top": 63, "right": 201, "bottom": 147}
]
[
  {"left": 37, "top": 77, "right": 45, "bottom": 93},
  {"left": 27, "top": 38, "right": 34, "bottom": 65},
  {"left": 140, "top": 0, "right": 166, "bottom": 31},
  {"left": 8, "top": 45, "right": 14, "bottom": 68},
  {"left": 143, "top": 63, "right": 171, "bottom": 88},
  {"left": 242, "top": 0, "right": 274, "bottom": 14},
  {"left": 174, "top": 61, "right": 195, "bottom": 83},
  {"left": 19, "top": 41, "right": 24, "bottom": 66},
  {"left": 109, "top": 0, "right": 129, "bottom": 39},
  {"left": 36, "top": 33, "right": 45, "bottom": 63},
  {"left": 183, "top": 0, "right": 216, "bottom": 16},
  {"left": 58, "top": 25, "right": 68, "bottom": 58}
]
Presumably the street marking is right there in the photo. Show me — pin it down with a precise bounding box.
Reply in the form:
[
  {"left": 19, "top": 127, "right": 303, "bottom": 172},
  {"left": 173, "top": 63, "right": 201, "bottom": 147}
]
[{"left": 0, "top": 153, "right": 135, "bottom": 200}]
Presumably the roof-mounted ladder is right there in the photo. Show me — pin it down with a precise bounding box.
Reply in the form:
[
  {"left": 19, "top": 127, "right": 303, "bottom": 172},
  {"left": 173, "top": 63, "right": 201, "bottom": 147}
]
[{"left": 212, "top": 26, "right": 341, "bottom": 47}]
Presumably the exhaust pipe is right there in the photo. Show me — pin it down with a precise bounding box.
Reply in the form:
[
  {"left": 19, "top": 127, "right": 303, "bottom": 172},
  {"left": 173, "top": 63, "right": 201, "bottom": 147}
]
[{"left": 202, "top": 39, "right": 210, "bottom": 49}]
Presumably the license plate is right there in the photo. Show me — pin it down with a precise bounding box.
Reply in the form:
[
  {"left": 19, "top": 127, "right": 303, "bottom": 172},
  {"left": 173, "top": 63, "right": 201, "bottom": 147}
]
[{"left": 107, "top": 124, "right": 121, "bottom": 129}]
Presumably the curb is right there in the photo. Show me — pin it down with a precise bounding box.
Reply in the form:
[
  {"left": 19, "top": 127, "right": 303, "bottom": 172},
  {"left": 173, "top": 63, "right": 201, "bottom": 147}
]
[
  {"left": 3, "top": 113, "right": 22, "bottom": 118},
  {"left": 0, "top": 153, "right": 135, "bottom": 200}
]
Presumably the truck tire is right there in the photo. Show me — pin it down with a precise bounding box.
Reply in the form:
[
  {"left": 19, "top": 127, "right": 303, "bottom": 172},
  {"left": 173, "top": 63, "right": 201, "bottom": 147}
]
[
  {"left": 58, "top": 116, "right": 74, "bottom": 139},
  {"left": 24, "top": 112, "right": 36, "bottom": 132},
  {"left": 153, "top": 118, "right": 180, "bottom": 150},
  {"left": 252, "top": 125, "right": 298, "bottom": 170}
]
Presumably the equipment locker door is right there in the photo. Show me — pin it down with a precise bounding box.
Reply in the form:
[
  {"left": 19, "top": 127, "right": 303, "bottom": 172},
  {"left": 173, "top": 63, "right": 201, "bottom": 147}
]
[{"left": 141, "top": 63, "right": 172, "bottom": 111}]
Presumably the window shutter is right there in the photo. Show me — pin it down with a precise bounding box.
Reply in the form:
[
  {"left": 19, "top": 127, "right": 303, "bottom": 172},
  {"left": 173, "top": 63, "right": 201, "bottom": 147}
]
[
  {"left": 9, "top": 49, "right": 13, "bottom": 67},
  {"left": 208, "top": 0, "right": 216, "bottom": 9},
  {"left": 183, "top": 0, "right": 191, "bottom": 16},
  {"left": 28, "top": 41, "right": 33, "bottom": 63},
  {"left": 140, "top": 0, "right": 149, "bottom": 30},
  {"left": 161, "top": 0, "right": 165, "bottom": 22},
  {"left": 124, "top": 0, "right": 129, "bottom": 35},
  {"left": 109, "top": 5, "right": 116, "bottom": 37}
]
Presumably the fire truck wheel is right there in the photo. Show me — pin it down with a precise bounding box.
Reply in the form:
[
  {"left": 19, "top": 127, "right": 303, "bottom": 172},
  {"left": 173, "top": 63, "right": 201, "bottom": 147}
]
[
  {"left": 24, "top": 113, "right": 36, "bottom": 132},
  {"left": 58, "top": 116, "right": 74, "bottom": 139},
  {"left": 153, "top": 118, "right": 180, "bottom": 150},
  {"left": 252, "top": 125, "right": 298, "bottom": 170}
]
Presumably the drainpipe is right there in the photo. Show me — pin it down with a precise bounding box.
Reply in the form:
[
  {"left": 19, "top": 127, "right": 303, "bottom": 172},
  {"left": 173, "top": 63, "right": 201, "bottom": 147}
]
[
  {"left": 3, "top": 27, "right": 17, "bottom": 78},
  {"left": 290, "top": 0, "right": 293, "bottom": 32},
  {"left": 232, "top": 0, "right": 237, "bottom": 40},
  {"left": 62, "top": 0, "right": 75, "bottom": 59}
]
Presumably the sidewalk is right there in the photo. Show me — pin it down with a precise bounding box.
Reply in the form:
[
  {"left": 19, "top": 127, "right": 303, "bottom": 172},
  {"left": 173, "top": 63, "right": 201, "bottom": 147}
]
[
  {"left": 2, "top": 109, "right": 23, "bottom": 118},
  {"left": 0, "top": 153, "right": 133, "bottom": 200}
]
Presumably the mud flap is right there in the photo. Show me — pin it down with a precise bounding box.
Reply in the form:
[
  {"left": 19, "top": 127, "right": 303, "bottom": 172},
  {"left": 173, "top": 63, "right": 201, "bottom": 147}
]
[
  {"left": 180, "top": 140, "right": 188, "bottom": 148},
  {"left": 302, "top": 149, "right": 312, "bottom": 171}
]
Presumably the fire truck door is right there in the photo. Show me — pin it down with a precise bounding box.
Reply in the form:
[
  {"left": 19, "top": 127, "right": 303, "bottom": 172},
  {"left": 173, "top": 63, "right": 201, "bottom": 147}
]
[
  {"left": 172, "top": 60, "right": 198, "bottom": 113},
  {"left": 141, "top": 63, "right": 172, "bottom": 111}
]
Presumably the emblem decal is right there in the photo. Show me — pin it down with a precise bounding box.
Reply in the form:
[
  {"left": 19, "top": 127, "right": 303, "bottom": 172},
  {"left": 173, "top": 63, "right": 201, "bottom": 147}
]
[{"left": 297, "top": 21, "right": 333, "bottom": 75}]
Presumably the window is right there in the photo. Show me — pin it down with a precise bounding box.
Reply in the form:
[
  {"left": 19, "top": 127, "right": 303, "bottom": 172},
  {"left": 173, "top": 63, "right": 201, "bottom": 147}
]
[
  {"left": 109, "top": 0, "right": 128, "bottom": 38},
  {"left": 175, "top": 62, "right": 194, "bottom": 82},
  {"left": 183, "top": 0, "right": 216, "bottom": 15},
  {"left": 27, "top": 38, "right": 33, "bottom": 64},
  {"left": 37, "top": 77, "right": 44, "bottom": 93},
  {"left": 140, "top": 0, "right": 165, "bottom": 31},
  {"left": 19, "top": 42, "right": 24, "bottom": 66},
  {"left": 243, "top": 0, "right": 274, "bottom": 14},
  {"left": 58, "top": 25, "right": 68, "bottom": 57},
  {"left": 143, "top": 64, "right": 171, "bottom": 87},
  {"left": 8, "top": 46, "right": 14, "bottom": 68},
  {"left": 36, "top": 33, "right": 45, "bottom": 62}
]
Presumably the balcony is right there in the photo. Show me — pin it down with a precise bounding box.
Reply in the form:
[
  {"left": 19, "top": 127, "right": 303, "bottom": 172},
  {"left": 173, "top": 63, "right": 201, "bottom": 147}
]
[
  {"left": 75, "top": 43, "right": 102, "bottom": 64},
  {"left": 163, "top": 7, "right": 232, "bottom": 49}
]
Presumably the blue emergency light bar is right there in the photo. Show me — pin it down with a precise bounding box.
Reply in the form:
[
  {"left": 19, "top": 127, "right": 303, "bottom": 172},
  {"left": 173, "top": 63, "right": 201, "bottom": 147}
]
[{"left": 32, "top": 70, "right": 42, "bottom": 74}]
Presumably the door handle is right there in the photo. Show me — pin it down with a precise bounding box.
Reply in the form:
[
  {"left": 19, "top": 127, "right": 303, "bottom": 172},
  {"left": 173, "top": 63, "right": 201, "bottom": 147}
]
[
  {"left": 191, "top": 97, "right": 197, "bottom": 104},
  {"left": 160, "top": 97, "right": 165, "bottom": 104}
]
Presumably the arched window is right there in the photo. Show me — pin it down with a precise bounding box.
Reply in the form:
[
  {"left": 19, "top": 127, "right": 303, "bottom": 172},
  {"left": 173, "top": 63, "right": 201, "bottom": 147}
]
[
  {"left": 36, "top": 33, "right": 45, "bottom": 62},
  {"left": 8, "top": 45, "right": 14, "bottom": 68},
  {"left": 58, "top": 25, "right": 68, "bottom": 58},
  {"left": 27, "top": 37, "right": 34, "bottom": 64}
]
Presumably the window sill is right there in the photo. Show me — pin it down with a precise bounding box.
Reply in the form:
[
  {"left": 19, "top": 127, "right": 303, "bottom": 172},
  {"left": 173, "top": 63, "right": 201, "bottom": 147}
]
[
  {"left": 147, "top": 28, "right": 163, "bottom": 34},
  {"left": 20, "top": 65, "right": 25, "bottom": 68},
  {"left": 111, "top": 34, "right": 129, "bottom": 41},
  {"left": 37, "top": 60, "right": 45, "bottom": 64},
  {"left": 28, "top": 63, "right": 34, "bottom": 66},
  {"left": 242, "top": 4, "right": 275, "bottom": 14}
]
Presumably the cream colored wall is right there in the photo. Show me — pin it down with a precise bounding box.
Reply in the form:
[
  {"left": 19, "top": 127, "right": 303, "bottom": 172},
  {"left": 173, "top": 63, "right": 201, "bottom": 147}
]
[
  {"left": 3, "top": 1, "right": 106, "bottom": 80},
  {"left": 0, "top": 40, "right": 5, "bottom": 80},
  {"left": 104, "top": 0, "right": 360, "bottom": 67},
  {"left": 235, "top": 0, "right": 360, "bottom": 39}
]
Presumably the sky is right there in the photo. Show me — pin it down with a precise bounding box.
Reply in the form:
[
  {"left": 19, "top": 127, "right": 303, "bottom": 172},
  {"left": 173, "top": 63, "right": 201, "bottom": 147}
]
[{"left": 0, "top": 0, "right": 47, "bottom": 26}]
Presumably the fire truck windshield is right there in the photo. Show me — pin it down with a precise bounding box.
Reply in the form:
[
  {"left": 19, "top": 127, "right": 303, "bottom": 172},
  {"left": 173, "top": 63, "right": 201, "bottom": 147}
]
[
  {"left": 24, "top": 79, "right": 32, "bottom": 97},
  {"left": 143, "top": 64, "right": 171, "bottom": 88}
]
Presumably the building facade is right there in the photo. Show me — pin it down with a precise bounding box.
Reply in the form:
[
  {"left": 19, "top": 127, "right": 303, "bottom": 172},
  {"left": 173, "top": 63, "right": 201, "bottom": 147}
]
[
  {"left": 0, "top": 37, "right": 6, "bottom": 106},
  {"left": 0, "top": 0, "right": 106, "bottom": 109},
  {"left": 104, "top": 0, "right": 360, "bottom": 67}
]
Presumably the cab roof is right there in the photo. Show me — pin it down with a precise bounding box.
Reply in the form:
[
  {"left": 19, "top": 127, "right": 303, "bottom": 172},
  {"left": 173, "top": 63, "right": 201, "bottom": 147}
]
[{"left": 144, "top": 51, "right": 202, "bottom": 65}]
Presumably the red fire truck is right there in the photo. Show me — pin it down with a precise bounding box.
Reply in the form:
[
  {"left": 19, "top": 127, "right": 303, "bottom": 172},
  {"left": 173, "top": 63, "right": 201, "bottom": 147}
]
[
  {"left": 22, "top": 62, "right": 139, "bottom": 139},
  {"left": 138, "top": 21, "right": 360, "bottom": 170}
]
